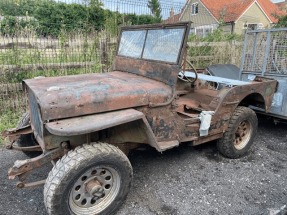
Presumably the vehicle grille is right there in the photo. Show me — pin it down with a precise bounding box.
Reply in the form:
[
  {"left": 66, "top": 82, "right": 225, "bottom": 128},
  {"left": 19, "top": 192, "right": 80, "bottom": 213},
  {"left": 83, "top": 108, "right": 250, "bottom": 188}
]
[{"left": 28, "top": 89, "right": 43, "bottom": 138}]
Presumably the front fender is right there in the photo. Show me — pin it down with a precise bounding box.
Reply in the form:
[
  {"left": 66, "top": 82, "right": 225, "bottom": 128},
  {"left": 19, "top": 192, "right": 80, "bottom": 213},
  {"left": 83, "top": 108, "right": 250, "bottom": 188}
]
[{"left": 45, "top": 109, "right": 161, "bottom": 151}]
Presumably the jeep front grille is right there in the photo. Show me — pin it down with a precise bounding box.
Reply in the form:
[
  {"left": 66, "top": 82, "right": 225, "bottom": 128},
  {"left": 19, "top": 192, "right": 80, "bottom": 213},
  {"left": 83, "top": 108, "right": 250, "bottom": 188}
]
[{"left": 28, "top": 89, "right": 43, "bottom": 138}]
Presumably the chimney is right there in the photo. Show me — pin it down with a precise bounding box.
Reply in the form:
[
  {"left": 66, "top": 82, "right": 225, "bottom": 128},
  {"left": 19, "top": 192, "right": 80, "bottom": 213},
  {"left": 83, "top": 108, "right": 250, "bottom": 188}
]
[{"left": 170, "top": 7, "right": 175, "bottom": 18}]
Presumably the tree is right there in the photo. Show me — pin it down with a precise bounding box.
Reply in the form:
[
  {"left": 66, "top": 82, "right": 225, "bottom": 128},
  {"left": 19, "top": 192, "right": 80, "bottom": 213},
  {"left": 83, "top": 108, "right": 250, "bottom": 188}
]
[
  {"left": 147, "top": 0, "right": 162, "bottom": 21},
  {"left": 275, "top": 15, "right": 287, "bottom": 28}
]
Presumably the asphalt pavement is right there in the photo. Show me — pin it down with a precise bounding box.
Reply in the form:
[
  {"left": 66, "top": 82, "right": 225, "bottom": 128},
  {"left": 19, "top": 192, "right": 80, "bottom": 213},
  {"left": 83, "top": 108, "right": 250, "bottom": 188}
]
[{"left": 0, "top": 116, "right": 286, "bottom": 215}]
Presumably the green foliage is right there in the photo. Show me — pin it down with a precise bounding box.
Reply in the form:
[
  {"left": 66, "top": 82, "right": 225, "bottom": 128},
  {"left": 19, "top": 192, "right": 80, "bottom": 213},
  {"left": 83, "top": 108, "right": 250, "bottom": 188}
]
[
  {"left": 189, "top": 28, "right": 242, "bottom": 42},
  {"left": 0, "top": 16, "right": 38, "bottom": 36},
  {"left": 275, "top": 15, "right": 287, "bottom": 28},
  {"left": 0, "top": 110, "right": 21, "bottom": 145},
  {"left": 0, "top": 0, "right": 105, "bottom": 37},
  {"left": 33, "top": 1, "right": 105, "bottom": 37},
  {"left": 124, "top": 13, "right": 160, "bottom": 25},
  {"left": 147, "top": 0, "right": 162, "bottom": 21},
  {"left": 188, "top": 28, "right": 243, "bottom": 68},
  {"left": 0, "top": 0, "right": 160, "bottom": 37},
  {"left": 0, "top": 0, "right": 38, "bottom": 16},
  {"left": 104, "top": 11, "right": 161, "bottom": 36}
]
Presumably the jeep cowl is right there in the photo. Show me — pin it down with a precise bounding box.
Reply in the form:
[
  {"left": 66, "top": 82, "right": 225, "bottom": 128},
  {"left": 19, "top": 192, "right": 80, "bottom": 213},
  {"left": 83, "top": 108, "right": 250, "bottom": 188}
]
[{"left": 2, "top": 22, "right": 277, "bottom": 215}]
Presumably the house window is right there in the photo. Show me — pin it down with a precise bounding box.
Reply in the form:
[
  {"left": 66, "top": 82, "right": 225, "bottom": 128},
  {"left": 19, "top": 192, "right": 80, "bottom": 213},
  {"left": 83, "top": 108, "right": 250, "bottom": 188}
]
[
  {"left": 247, "top": 24, "right": 257, "bottom": 30},
  {"left": 192, "top": 24, "right": 217, "bottom": 37},
  {"left": 192, "top": 3, "right": 199, "bottom": 15},
  {"left": 243, "top": 23, "right": 264, "bottom": 30}
]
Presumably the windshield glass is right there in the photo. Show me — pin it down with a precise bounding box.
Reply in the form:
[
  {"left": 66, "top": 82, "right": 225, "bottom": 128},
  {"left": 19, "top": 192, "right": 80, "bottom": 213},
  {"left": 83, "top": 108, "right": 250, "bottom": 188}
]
[
  {"left": 118, "top": 27, "right": 186, "bottom": 64},
  {"left": 118, "top": 30, "right": 146, "bottom": 58}
]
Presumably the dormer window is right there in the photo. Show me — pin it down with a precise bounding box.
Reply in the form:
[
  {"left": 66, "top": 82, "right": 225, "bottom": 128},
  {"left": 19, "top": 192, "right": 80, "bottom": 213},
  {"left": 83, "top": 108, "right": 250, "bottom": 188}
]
[{"left": 192, "top": 3, "right": 199, "bottom": 15}]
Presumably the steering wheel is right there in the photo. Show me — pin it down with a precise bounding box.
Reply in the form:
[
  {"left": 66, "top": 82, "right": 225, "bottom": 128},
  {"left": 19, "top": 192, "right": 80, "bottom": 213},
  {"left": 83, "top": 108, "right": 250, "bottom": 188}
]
[{"left": 178, "top": 60, "right": 198, "bottom": 84}]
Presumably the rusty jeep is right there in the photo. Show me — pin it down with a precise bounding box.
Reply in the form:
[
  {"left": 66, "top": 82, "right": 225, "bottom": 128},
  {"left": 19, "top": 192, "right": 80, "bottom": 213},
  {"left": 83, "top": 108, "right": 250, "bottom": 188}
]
[{"left": 3, "top": 22, "right": 277, "bottom": 215}]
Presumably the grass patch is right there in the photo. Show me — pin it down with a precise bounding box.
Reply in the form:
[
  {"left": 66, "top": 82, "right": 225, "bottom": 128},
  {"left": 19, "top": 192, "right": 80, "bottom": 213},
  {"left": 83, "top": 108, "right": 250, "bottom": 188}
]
[
  {"left": 0, "top": 110, "right": 22, "bottom": 145},
  {"left": 2, "top": 66, "right": 103, "bottom": 83}
]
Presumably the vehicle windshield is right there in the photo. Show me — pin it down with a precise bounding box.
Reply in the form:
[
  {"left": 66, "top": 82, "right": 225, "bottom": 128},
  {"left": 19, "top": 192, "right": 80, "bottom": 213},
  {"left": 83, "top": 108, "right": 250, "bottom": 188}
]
[{"left": 118, "top": 27, "right": 186, "bottom": 64}]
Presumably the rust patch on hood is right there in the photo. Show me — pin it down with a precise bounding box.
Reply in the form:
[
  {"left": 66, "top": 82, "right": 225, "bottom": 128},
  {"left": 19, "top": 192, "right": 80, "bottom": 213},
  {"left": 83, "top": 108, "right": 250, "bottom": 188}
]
[{"left": 24, "top": 71, "right": 172, "bottom": 121}]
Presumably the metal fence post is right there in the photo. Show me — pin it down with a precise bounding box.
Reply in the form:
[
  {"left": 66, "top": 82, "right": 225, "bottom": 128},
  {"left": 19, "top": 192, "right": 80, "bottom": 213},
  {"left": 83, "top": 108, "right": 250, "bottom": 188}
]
[
  {"left": 262, "top": 31, "right": 272, "bottom": 76},
  {"left": 239, "top": 31, "right": 248, "bottom": 80}
]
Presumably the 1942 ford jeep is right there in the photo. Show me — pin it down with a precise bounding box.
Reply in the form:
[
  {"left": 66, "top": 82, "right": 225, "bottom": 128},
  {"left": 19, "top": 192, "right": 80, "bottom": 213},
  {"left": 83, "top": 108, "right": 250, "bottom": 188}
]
[{"left": 3, "top": 23, "right": 277, "bottom": 215}]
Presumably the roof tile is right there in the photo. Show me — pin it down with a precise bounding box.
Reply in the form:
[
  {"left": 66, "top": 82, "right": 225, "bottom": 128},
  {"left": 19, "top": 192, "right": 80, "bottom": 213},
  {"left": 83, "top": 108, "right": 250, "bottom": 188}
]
[{"left": 200, "top": 0, "right": 286, "bottom": 23}]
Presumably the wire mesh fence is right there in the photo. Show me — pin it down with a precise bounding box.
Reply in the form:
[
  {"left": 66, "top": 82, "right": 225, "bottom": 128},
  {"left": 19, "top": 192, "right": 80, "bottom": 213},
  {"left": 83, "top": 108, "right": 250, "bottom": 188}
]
[
  {"left": 0, "top": 0, "right": 262, "bottom": 130},
  {"left": 241, "top": 29, "right": 287, "bottom": 75}
]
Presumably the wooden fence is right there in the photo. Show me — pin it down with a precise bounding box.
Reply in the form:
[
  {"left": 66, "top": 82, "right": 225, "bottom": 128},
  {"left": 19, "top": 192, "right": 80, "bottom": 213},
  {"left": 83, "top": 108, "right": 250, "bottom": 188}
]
[{"left": 187, "top": 41, "right": 243, "bottom": 67}]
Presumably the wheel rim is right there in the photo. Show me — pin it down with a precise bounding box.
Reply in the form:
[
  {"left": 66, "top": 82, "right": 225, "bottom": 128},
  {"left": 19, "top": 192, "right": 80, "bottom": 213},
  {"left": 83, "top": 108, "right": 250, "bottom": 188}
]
[
  {"left": 69, "top": 166, "right": 120, "bottom": 215},
  {"left": 234, "top": 120, "right": 252, "bottom": 150}
]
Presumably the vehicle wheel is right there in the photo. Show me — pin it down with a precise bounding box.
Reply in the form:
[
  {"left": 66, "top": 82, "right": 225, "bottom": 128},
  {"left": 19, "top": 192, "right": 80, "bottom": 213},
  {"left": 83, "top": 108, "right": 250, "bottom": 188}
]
[
  {"left": 44, "top": 143, "right": 133, "bottom": 215},
  {"left": 15, "top": 112, "right": 41, "bottom": 158},
  {"left": 217, "top": 106, "right": 257, "bottom": 158}
]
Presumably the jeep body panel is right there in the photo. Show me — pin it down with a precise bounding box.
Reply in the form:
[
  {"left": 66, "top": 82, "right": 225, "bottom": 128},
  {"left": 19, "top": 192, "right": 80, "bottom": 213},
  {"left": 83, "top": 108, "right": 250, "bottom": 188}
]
[
  {"left": 46, "top": 109, "right": 144, "bottom": 136},
  {"left": 23, "top": 71, "right": 172, "bottom": 121},
  {"left": 175, "top": 76, "right": 277, "bottom": 143},
  {"left": 45, "top": 108, "right": 162, "bottom": 151}
]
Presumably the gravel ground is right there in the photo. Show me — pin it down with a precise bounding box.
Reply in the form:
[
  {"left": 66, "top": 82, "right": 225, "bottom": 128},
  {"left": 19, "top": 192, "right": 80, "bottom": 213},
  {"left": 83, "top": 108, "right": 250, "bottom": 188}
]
[{"left": 0, "top": 116, "right": 286, "bottom": 215}]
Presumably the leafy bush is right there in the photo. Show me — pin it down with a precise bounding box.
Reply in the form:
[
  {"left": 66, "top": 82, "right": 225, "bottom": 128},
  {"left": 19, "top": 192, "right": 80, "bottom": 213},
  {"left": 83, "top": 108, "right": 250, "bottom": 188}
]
[
  {"left": 0, "top": 16, "right": 39, "bottom": 36},
  {"left": 275, "top": 15, "right": 287, "bottom": 28},
  {"left": 0, "top": 0, "right": 159, "bottom": 37},
  {"left": 189, "top": 28, "right": 242, "bottom": 42},
  {"left": 188, "top": 28, "right": 243, "bottom": 68}
]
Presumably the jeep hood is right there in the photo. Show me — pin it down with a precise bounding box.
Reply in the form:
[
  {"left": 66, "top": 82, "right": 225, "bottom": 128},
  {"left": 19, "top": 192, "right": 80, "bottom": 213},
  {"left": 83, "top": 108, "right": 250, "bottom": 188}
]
[{"left": 24, "top": 71, "right": 172, "bottom": 121}]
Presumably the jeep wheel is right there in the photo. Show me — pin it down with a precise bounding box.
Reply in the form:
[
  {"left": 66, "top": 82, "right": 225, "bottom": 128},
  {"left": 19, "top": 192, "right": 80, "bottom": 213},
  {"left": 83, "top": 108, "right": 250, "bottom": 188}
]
[
  {"left": 16, "top": 112, "right": 41, "bottom": 158},
  {"left": 44, "top": 143, "right": 133, "bottom": 215},
  {"left": 217, "top": 106, "right": 257, "bottom": 158}
]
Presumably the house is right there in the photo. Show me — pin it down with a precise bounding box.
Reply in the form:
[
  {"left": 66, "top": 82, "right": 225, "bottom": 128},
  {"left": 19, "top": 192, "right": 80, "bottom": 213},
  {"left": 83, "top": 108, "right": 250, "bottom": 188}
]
[
  {"left": 165, "top": 0, "right": 286, "bottom": 36},
  {"left": 276, "top": 0, "right": 287, "bottom": 13}
]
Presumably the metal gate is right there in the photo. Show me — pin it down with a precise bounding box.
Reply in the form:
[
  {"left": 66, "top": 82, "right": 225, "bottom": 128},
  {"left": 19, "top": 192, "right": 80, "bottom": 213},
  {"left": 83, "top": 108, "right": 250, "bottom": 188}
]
[{"left": 240, "top": 28, "right": 287, "bottom": 119}]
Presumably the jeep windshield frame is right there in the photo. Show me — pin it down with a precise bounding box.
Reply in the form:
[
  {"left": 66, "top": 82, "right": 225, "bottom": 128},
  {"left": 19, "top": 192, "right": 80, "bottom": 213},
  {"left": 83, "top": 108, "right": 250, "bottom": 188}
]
[{"left": 117, "top": 22, "right": 191, "bottom": 65}]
